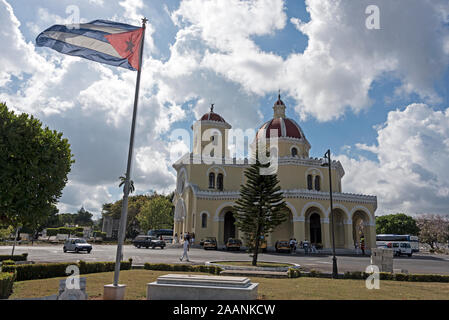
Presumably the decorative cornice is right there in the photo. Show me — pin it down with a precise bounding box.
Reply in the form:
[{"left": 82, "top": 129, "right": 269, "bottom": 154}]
[{"left": 191, "top": 186, "right": 377, "bottom": 206}]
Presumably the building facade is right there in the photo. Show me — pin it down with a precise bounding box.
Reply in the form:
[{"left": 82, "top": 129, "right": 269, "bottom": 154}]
[{"left": 172, "top": 95, "right": 377, "bottom": 252}]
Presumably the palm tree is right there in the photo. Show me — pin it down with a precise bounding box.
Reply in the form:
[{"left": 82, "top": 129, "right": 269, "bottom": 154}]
[{"left": 119, "top": 174, "right": 135, "bottom": 194}]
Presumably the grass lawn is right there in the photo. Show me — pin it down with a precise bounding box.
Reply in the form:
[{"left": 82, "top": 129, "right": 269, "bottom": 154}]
[
  {"left": 213, "top": 261, "right": 293, "bottom": 268},
  {"left": 8, "top": 270, "right": 449, "bottom": 300}
]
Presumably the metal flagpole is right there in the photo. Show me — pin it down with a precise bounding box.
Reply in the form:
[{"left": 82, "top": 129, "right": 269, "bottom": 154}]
[{"left": 113, "top": 17, "right": 147, "bottom": 287}]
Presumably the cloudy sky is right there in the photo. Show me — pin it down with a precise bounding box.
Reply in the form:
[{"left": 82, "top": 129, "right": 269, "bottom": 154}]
[{"left": 1, "top": 0, "right": 449, "bottom": 218}]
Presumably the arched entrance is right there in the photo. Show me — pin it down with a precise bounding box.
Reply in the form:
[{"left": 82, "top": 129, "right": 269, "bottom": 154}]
[
  {"left": 352, "top": 210, "right": 371, "bottom": 249},
  {"left": 224, "top": 211, "right": 236, "bottom": 243},
  {"left": 310, "top": 213, "right": 322, "bottom": 245}
]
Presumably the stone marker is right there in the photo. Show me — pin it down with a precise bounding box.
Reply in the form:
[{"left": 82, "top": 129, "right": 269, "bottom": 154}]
[
  {"left": 147, "top": 274, "right": 258, "bottom": 300},
  {"left": 58, "top": 277, "right": 87, "bottom": 300},
  {"left": 371, "top": 248, "right": 393, "bottom": 273}
]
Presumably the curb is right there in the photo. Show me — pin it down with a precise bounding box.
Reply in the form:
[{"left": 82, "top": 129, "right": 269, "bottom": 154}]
[{"left": 205, "top": 261, "right": 300, "bottom": 272}]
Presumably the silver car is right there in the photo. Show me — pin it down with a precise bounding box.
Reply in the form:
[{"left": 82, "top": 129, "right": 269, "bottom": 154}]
[{"left": 63, "top": 238, "right": 92, "bottom": 253}]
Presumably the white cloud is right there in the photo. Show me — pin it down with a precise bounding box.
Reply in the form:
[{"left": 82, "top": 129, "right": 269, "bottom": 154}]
[
  {"left": 283, "top": 0, "right": 449, "bottom": 121},
  {"left": 337, "top": 103, "right": 449, "bottom": 216}
]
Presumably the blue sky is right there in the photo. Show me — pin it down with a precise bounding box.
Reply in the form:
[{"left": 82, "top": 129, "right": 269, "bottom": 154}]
[{"left": 1, "top": 0, "right": 449, "bottom": 218}]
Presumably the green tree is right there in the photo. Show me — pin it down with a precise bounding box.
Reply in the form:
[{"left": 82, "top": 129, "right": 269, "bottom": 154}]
[
  {"left": 58, "top": 213, "right": 75, "bottom": 227},
  {"left": 0, "top": 103, "right": 74, "bottom": 255},
  {"left": 137, "top": 196, "right": 174, "bottom": 233},
  {"left": 233, "top": 158, "right": 288, "bottom": 266},
  {"left": 103, "top": 195, "right": 153, "bottom": 238},
  {"left": 73, "top": 207, "right": 93, "bottom": 226},
  {"left": 376, "top": 213, "right": 420, "bottom": 235}
]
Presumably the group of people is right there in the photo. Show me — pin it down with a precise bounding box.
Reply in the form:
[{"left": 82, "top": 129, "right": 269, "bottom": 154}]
[
  {"left": 173, "top": 232, "right": 195, "bottom": 245},
  {"left": 355, "top": 238, "right": 366, "bottom": 255},
  {"left": 299, "top": 240, "right": 318, "bottom": 254}
]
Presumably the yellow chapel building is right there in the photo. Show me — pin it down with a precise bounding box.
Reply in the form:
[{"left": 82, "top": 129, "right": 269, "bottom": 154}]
[{"left": 172, "top": 95, "right": 377, "bottom": 253}]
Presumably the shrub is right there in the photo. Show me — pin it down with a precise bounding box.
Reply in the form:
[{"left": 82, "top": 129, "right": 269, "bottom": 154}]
[
  {"left": 3, "top": 259, "right": 133, "bottom": 281},
  {"left": 0, "top": 272, "right": 16, "bottom": 299},
  {"left": 0, "top": 253, "right": 28, "bottom": 262},
  {"left": 1, "top": 260, "right": 16, "bottom": 266},
  {"left": 2, "top": 262, "right": 74, "bottom": 281},
  {"left": 394, "top": 273, "right": 409, "bottom": 281},
  {"left": 287, "top": 268, "right": 301, "bottom": 278},
  {"left": 78, "top": 260, "right": 132, "bottom": 274},
  {"left": 308, "top": 269, "right": 321, "bottom": 277},
  {"left": 407, "top": 273, "right": 449, "bottom": 283},
  {"left": 343, "top": 271, "right": 369, "bottom": 280}
]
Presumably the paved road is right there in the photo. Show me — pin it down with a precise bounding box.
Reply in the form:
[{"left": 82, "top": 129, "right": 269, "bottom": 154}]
[{"left": 2, "top": 244, "right": 449, "bottom": 275}]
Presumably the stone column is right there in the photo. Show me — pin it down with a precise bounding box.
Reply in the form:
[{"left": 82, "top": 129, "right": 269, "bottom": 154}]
[
  {"left": 344, "top": 220, "right": 354, "bottom": 249},
  {"left": 367, "top": 225, "right": 377, "bottom": 250},
  {"left": 321, "top": 218, "right": 331, "bottom": 248}
]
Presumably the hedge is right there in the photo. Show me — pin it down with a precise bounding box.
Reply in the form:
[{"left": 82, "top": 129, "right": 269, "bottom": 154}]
[
  {"left": 0, "top": 272, "right": 16, "bottom": 299},
  {"left": 344, "top": 271, "right": 449, "bottom": 283},
  {"left": 143, "top": 263, "right": 222, "bottom": 275},
  {"left": 78, "top": 259, "right": 132, "bottom": 274},
  {"left": 93, "top": 232, "right": 106, "bottom": 238},
  {"left": 2, "top": 259, "right": 133, "bottom": 281},
  {"left": 0, "top": 253, "right": 28, "bottom": 262},
  {"left": 46, "top": 227, "right": 84, "bottom": 237}
]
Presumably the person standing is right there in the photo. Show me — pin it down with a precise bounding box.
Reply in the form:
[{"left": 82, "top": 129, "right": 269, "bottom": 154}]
[
  {"left": 180, "top": 235, "right": 190, "bottom": 262},
  {"left": 303, "top": 240, "right": 309, "bottom": 254},
  {"left": 360, "top": 239, "right": 365, "bottom": 255}
]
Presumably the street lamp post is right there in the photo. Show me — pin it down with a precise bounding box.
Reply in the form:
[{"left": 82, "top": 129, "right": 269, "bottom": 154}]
[{"left": 323, "top": 149, "right": 338, "bottom": 278}]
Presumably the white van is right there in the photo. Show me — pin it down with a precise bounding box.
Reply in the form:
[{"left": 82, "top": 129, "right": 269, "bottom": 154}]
[{"left": 390, "top": 242, "right": 412, "bottom": 257}]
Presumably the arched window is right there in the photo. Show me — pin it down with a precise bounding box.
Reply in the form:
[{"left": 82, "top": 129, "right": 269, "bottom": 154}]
[
  {"left": 217, "top": 173, "right": 224, "bottom": 191},
  {"left": 315, "top": 176, "right": 320, "bottom": 191},
  {"left": 209, "top": 172, "right": 215, "bottom": 188},
  {"left": 201, "top": 213, "right": 208, "bottom": 228},
  {"left": 291, "top": 147, "right": 298, "bottom": 157},
  {"left": 307, "top": 174, "right": 313, "bottom": 190}
]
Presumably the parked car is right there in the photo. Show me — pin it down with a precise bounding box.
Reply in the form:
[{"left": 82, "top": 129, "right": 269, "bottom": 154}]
[
  {"left": 132, "top": 235, "right": 165, "bottom": 249},
  {"left": 63, "top": 238, "right": 92, "bottom": 253},
  {"left": 201, "top": 237, "right": 218, "bottom": 250},
  {"left": 225, "top": 238, "right": 242, "bottom": 251},
  {"left": 275, "top": 240, "right": 291, "bottom": 253},
  {"left": 387, "top": 242, "right": 412, "bottom": 257}
]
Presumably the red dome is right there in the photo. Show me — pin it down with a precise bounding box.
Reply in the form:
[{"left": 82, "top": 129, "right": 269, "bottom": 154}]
[
  {"left": 200, "top": 112, "right": 226, "bottom": 122},
  {"left": 257, "top": 117, "right": 302, "bottom": 139}
]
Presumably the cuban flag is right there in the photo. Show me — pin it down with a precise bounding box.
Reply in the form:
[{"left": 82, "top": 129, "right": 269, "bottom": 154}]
[{"left": 36, "top": 20, "right": 144, "bottom": 71}]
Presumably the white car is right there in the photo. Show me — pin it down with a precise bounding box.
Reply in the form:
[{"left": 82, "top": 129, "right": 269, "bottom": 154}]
[{"left": 63, "top": 238, "right": 92, "bottom": 253}]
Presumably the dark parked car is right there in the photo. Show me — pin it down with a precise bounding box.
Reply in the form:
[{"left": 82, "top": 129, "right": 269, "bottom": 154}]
[{"left": 132, "top": 235, "right": 165, "bottom": 249}]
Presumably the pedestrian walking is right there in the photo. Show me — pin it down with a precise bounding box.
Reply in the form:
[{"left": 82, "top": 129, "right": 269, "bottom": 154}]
[
  {"left": 180, "top": 235, "right": 190, "bottom": 262},
  {"left": 191, "top": 232, "right": 195, "bottom": 245},
  {"left": 360, "top": 239, "right": 365, "bottom": 255},
  {"left": 174, "top": 233, "right": 178, "bottom": 244},
  {"left": 289, "top": 238, "right": 295, "bottom": 253}
]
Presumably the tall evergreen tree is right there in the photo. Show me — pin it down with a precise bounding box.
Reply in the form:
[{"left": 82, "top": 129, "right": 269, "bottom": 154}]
[{"left": 233, "top": 158, "right": 288, "bottom": 266}]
